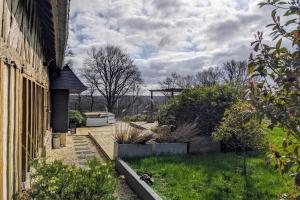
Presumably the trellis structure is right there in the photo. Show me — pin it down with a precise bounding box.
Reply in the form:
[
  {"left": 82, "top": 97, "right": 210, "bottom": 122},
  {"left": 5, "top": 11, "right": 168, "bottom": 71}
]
[{"left": 149, "top": 88, "right": 184, "bottom": 120}]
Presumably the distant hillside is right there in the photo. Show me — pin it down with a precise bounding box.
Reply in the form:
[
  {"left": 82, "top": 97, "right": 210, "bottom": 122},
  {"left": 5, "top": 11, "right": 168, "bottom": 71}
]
[{"left": 69, "top": 94, "right": 168, "bottom": 116}]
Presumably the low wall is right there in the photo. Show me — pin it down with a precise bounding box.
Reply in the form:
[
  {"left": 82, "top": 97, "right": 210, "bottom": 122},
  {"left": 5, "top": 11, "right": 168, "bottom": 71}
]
[
  {"left": 189, "top": 136, "right": 220, "bottom": 154},
  {"left": 114, "top": 142, "right": 188, "bottom": 159},
  {"left": 116, "top": 159, "right": 162, "bottom": 200}
]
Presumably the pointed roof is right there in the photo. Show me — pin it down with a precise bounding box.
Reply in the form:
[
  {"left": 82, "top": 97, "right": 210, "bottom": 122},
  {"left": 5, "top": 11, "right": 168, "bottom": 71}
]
[{"left": 50, "top": 65, "right": 87, "bottom": 94}]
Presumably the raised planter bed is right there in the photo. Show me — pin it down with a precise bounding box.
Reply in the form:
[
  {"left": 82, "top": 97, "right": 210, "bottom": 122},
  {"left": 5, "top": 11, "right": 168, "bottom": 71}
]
[
  {"left": 114, "top": 142, "right": 188, "bottom": 159},
  {"left": 116, "top": 159, "right": 162, "bottom": 200},
  {"left": 189, "top": 136, "right": 220, "bottom": 154}
]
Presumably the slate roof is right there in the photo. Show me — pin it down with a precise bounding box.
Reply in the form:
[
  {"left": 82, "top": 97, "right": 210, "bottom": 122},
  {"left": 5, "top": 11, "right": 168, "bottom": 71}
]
[{"left": 50, "top": 65, "right": 87, "bottom": 94}]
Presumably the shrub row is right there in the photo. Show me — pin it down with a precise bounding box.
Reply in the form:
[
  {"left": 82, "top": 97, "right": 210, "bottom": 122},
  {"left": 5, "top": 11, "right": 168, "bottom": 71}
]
[{"left": 157, "top": 85, "right": 237, "bottom": 136}]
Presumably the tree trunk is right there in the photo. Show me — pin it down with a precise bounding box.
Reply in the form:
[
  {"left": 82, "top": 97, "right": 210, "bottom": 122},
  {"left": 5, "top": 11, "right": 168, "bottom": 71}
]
[
  {"left": 106, "top": 103, "right": 114, "bottom": 113},
  {"left": 90, "top": 96, "right": 94, "bottom": 112}
]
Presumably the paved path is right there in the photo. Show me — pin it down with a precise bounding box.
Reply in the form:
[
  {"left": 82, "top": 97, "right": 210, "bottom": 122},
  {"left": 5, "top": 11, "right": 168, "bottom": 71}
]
[
  {"left": 47, "top": 131, "right": 139, "bottom": 200},
  {"left": 72, "top": 135, "right": 106, "bottom": 167},
  {"left": 78, "top": 123, "right": 122, "bottom": 160}
]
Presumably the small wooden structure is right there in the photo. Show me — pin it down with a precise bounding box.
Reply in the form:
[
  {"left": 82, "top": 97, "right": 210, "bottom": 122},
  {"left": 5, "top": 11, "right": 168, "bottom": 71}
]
[{"left": 149, "top": 88, "right": 184, "bottom": 120}]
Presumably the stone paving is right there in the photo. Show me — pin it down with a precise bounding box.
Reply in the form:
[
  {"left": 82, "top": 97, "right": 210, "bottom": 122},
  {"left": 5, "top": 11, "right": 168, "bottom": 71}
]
[
  {"left": 47, "top": 130, "right": 139, "bottom": 200},
  {"left": 72, "top": 135, "right": 106, "bottom": 167}
]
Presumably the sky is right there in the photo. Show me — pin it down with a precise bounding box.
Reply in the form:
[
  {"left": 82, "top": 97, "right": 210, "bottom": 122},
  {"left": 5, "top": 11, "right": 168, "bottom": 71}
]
[{"left": 66, "top": 0, "right": 271, "bottom": 89}]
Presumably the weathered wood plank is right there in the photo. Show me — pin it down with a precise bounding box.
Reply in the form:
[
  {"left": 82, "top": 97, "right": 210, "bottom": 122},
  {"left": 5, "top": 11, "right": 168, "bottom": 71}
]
[
  {"left": 29, "top": 80, "right": 32, "bottom": 164},
  {"left": 0, "top": 60, "right": 4, "bottom": 200},
  {"left": 8, "top": 64, "right": 15, "bottom": 200},
  {"left": 14, "top": 67, "right": 19, "bottom": 192},
  {"left": 0, "top": 0, "right": 4, "bottom": 36}
]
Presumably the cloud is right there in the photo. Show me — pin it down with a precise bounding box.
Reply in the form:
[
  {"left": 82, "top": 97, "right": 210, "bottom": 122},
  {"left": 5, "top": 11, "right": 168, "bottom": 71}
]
[{"left": 67, "top": 0, "right": 271, "bottom": 85}]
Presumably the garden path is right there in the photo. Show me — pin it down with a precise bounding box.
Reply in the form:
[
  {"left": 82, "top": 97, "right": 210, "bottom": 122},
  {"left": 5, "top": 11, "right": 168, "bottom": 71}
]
[{"left": 47, "top": 129, "right": 139, "bottom": 200}]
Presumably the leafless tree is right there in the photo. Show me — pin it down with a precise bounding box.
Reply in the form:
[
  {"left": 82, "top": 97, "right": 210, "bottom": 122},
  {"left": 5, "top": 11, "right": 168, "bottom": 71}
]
[
  {"left": 195, "top": 67, "right": 221, "bottom": 86},
  {"left": 159, "top": 72, "right": 195, "bottom": 91},
  {"left": 177, "top": 75, "right": 195, "bottom": 88},
  {"left": 75, "top": 93, "right": 82, "bottom": 112},
  {"left": 116, "top": 83, "right": 142, "bottom": 116},
  {"left": 221, "top": 60, "right": 248, "bottom": 86},
  {"left": 159, "top": 72, "right": 181, "bottom": 96},
  {"left": 159, "top": 73, "right": 180, "bottom": 89},
  {"left": 82, "top": 45, "right": 143, "bottom": 112},
  {"left": 87, "top": 83, "right": 96, "bottom": 112}
]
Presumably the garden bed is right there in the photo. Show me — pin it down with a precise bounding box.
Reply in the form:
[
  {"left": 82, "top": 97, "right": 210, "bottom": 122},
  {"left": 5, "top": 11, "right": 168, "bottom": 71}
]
[
  {"left": 126, "top": 153, "right": 291, "bottom": 200},
  {"left": 114, "top": 142, "right": 187, "bottom": 159}
]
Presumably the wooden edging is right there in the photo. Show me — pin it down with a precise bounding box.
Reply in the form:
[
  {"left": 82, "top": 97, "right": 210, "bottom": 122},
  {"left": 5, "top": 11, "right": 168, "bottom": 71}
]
[
  {"left": 88, "top": 132, "right": 111, "bottom": 161},
  {"left": 116, "top": 159, "right": 162, "bottom": 200}
]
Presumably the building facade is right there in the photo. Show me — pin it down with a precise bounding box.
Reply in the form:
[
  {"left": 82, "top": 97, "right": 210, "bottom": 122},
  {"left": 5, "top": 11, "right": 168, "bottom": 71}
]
[{"left": 0, "top": 1, "right": 80, "bottom": 199}]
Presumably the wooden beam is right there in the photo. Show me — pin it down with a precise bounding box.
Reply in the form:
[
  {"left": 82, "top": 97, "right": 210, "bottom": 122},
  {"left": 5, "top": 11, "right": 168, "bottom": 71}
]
[
  {"left": 18, "top": 70, "right": 23, "bottom": 190},
  {"left": 7, "top": 65, "right": 15, "bottom": 200},
  {"left": 21, "top": 78, "right": 27, "bottom": 182},
  {"left": 0, "top": 61, "right": 4, "bottom": 200},
  {"left": 29, "top": 80, "right": 32, "bottom": 166},
  {"left": 14, "top": 67, "right": 19, "bottom": 192}
]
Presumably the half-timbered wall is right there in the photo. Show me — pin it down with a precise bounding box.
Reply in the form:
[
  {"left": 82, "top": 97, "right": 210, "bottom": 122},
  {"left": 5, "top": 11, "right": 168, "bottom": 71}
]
[{"left": 0, "top": 1, "right": 53, "bottom": 200}]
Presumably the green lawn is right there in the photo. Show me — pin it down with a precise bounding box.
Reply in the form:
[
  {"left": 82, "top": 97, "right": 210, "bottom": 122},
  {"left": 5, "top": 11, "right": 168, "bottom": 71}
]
[{"left": 126, "top": 128, "right": 292, "bottom": 200}]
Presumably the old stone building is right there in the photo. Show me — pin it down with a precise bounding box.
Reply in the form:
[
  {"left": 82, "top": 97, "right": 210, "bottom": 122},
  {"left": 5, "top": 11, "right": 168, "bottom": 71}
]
[{"left": 0, "top": 1, "right": 84, "bottom": 199}]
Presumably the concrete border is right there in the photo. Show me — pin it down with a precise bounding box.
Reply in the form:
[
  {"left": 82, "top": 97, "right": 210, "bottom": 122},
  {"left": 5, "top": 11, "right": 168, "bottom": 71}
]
[
  {"left": 114, "top": 142, "right": 188, "bottom": 159},
  {"left": 116, "top": 159, "right": 162, "bottom": 200}
]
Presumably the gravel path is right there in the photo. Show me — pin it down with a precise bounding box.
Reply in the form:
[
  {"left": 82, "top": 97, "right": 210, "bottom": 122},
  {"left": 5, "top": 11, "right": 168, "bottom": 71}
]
[{"left": 47, "top": 133, "right": 140, "bottom": 200}]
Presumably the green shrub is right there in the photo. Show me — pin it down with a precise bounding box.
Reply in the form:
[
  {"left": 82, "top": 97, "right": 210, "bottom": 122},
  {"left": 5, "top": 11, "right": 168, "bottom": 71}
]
[
  {"left": 15, "top": 158, "right": 117, "bottom": 200},
  {"left": 69, "top": 110, "right": 85, "bottom": 126},
  {"left": 157, "top": 85, "right": 237, "bottom": 136},
  {"left": 213, "top": 101, "right": 267, "bottom": 152}
]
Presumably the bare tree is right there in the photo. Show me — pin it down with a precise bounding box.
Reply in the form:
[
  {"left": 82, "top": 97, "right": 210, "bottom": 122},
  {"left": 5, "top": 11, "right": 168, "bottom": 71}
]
[
  {"left": 87, "top": 83, "right": 96, "bottom": 112},
  {"left": 177, "top": 75, "right": 195, "bottom": 88},
  {"left": 159, "top": 72, "right": 195, "bottom": 91},
  {"left": 159, "top": 72, "right": 181, "bottom": 96},
  {"left": 221, "top": 60, "right": 247, "bottom": 86},
  {"left": 75, "top": 93, "right": 82, "bottom": 112},
  {"left": 195, "top": 67, "right": 221, "bottom": 86},
  {"left": 117, "top": 83, "right": 141, "bottom": 116},
  {"left": 159, "top": 73, "right": 180, "bottom": 89},
  {"left": 82, "top": 45, "right": 143, "bottom": 112}
]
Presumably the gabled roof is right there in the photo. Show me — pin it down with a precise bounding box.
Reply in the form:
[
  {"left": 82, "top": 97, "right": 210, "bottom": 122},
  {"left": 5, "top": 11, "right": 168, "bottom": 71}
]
[{"left": 50, "top": 65, "right": 87, "bottom": 94}]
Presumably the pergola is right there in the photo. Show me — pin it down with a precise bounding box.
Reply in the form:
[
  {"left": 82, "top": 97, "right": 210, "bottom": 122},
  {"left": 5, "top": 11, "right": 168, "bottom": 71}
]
[{"left": 149, "top": 88, "right": 184, "bottom": 120}]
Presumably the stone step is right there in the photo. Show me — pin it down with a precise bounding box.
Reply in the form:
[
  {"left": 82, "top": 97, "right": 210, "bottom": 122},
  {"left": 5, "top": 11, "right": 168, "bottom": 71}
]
[
  {"left": 73, "top": 138, "right": 87, "bottom": 141},
  {"left": 75, "top": 150, "right": 94, "bottom": 155},
  {"left": 77, "top": 154, "right": 95, "bottom": 160},
  {"left": 74, "top": 143, "right": 88, "bottom": 146},
  {"left": 75, "top": 147, "right": 89, "bottom": 151},
  {"left": 73, "top": 140, "right": 88, "bottom": 143}
]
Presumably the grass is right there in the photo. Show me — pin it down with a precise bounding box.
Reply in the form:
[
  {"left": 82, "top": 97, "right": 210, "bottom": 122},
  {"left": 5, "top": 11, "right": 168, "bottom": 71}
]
[
  {"left": 126, "top": 127, "right": 293, "bottom": 200},
  {"left": 267, "top": 126, "right": 286, "bottom": 148}
]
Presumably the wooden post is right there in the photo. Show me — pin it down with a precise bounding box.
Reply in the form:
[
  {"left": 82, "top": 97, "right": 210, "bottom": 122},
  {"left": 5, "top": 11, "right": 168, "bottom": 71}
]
[
  {"left": 8, "top": 65, "right": 15, "bottom": 200},
  {"left": 21, "top": 78, "right": 27, "bottom": 182},
  {"left": 18, "top": 70, "right": 23, "bottom": 188},
  {"left": 29, "top": 80, "right": 33, "bottom": 165},
  {"left": 150, "top": 91, "right": 153, "bottom": 121},
  {"left": 0, "top": 61, "right": 4, "bottom": 200},
  {"left": 14, "top": 67, "right": 19, "bottom": 192},
  {"left": 171, "top": 89, "right": 174, "bottom": 98}
]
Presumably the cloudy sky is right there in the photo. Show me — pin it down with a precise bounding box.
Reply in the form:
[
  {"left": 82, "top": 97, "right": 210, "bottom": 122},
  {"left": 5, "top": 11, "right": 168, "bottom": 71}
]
[{"left": 66, "top": 0, "right": 270, "bottom": 88}]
